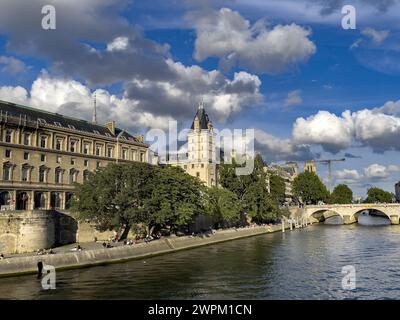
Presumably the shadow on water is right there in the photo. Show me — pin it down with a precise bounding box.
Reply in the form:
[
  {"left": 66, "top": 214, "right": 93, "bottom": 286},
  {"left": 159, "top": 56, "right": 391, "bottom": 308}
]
[{"left": 324, "top": 210, "right": 391, "bottom": 226}]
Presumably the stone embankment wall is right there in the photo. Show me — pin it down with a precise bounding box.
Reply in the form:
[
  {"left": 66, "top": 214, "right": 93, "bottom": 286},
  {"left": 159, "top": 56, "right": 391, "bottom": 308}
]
[
  {"left": 0, "top": 210, "right": 76, "bottom": 254},
  {"left": 0, "top": 224, "right": 293, "bottom": 278}
]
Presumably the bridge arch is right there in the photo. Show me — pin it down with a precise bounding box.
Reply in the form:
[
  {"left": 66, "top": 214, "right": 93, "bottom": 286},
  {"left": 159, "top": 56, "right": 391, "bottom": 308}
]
[
  {"left": 303, "top": 204, "right": 400, "bottom": 225},
  {"left": 309, "top": 209, "right": 344, "bottom": 223}
]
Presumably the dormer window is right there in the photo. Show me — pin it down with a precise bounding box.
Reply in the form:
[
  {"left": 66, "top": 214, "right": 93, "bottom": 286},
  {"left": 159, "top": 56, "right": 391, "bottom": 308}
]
[
  {"left": 93, "top": 130, "right": 100, "bottom": 135},
  {"left": 54, "top": 122, "right": 62, "bottom": 127},
  {"left": 105, "top": 133, "right": 111, "bottom": 137},
  {"left": 38, "top": 118, "right": 47, "bottom": 125},
  {"left": 68, "top": 125, "right": 76, "bottom": 130}
]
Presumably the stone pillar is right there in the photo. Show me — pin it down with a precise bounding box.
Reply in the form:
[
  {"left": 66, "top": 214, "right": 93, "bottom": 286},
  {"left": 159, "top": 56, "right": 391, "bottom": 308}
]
[
  {"left": 28, "top": 190, "right": 34, "bottom": 210},
  {"left": 342, "top": 214, "right": 357, "bottom": 224},
  {"left": 10, "top": 190, "right": 16, "bottom": 210},
  {"left": 46, "top": 191, "right": 51, "bottom": 210},
  {"left": 390, "top": 215, "right": 399, "bottom": 225},
  {"left": 61, "top": 192, "right": 66, "bottom": 210}
]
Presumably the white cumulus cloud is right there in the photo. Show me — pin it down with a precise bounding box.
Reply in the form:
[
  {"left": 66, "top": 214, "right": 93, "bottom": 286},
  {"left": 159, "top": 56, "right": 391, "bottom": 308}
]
[{"left": 192, "top": 8, "right": 316, "bottom": 74}]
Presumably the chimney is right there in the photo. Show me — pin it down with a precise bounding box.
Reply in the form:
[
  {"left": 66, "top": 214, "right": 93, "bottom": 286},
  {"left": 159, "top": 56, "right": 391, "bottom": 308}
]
[{"left": 105, "top": 121, "right": 116, "bottom": 135}]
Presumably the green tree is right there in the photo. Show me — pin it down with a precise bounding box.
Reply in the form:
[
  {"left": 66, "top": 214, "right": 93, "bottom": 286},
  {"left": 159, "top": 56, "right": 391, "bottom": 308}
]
[
  {"left": 205, "top": 187, "right": 241, "bottom": 225},
  {"left": 143, "top": 166, "right": 205, "bottom": 233},
  {"left": 364, "top": 187, "right": 393, "bottom": 203},
  {"left": 72, "top": 163, "right": 206, "bottom": 237},
  {"left": 269, "top": 174, "right": 286, "bottom": 205},
  {"left": 292, "top": 171, "right": 329, "bottom": 204},
  {"left": 72, "top": 162, "right": 155, "bottom": 233},
  {"left": 329, "top": 184, "right": 353, "bottom": 204},
  {"left": 219, "top": 154, "right": 284, "bottom": 223}
]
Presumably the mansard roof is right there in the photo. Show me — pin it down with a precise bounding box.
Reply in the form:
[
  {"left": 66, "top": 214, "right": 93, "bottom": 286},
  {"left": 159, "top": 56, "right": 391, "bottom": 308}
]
[
  {"left": 0, "top": 100, "right": 140, "bottom": 143},
  {"left": 190, "top": 106, "right": 211, "bottom": 130}
]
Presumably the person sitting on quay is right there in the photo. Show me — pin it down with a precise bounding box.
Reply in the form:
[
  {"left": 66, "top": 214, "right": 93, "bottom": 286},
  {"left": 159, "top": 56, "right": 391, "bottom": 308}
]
[
  {"left": 71, "top": 244, "right": 83, "bottom": 252},
  {"left": 0, "top": 253, "right": 5, "bottom": 260}
]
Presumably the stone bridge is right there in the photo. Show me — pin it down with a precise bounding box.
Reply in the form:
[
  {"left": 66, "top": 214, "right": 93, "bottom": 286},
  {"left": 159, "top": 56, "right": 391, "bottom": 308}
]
[{"left": 289, "top": 203, "right": 400, "bottom": 225}]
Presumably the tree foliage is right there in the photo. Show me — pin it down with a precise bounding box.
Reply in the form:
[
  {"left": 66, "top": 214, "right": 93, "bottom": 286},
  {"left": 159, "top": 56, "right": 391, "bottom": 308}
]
[
  {"left": 269, "top": 174, "right": 286, "bottom": 205},
  {"left": 72, "top": 163, "right": 205, "bottom": 235},
  {"left": 364, "top": 187, "right": 393, "bottom": 203},
  {"left": 205, "top": 187, "right": 241, "bottom": 224},
  {"left": 219, "top": 154, "right": 284, "bottom": 222},
  {"left": 329, "top": 184, "right": 353, "bottom": 204},
  {"left": 292, "top": 171, "right": 329, "bottom": 204}
]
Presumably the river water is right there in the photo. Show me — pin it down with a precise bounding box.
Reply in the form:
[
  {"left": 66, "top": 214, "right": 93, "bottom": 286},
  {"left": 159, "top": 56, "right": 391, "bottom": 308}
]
[{"left": 1, "top": 215, "right": 400, "bottom": 300}]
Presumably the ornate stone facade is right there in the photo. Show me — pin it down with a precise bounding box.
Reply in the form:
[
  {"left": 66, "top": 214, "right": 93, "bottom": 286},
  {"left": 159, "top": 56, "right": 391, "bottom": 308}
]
[{"left": 0, "top": 100, "right": 149, "bottom": 211}]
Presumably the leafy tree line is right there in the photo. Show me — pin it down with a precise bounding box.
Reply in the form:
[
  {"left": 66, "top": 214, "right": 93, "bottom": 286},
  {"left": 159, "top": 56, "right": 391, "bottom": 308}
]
[
  {"left": 291, "top": 171, "right": 394, "bottom": 204},
  {"left": 72, "top": 156, "right": 290, "bottom": 238}
]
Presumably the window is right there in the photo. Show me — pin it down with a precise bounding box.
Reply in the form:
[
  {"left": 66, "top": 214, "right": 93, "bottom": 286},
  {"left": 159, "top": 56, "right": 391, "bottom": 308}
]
[
  {"left": 95, "top": 145, "right": 102, "bottom": 156},
  {"left": 68, "top": 125, "right": 75, "bottom": 130},
  {"left": 55, "top": 168, "right": 62, "bottom": 184},
  {"left": 71, "top": 158, "right": 76, "bottom": 165},
  {"left": 201, "top": 163, "right": 204, "bottom": 168},
  {"left": 23, "top": 133, "right": 30, "bottom": 146},
  {"left": 184, "top": 165, "right": 187, "bottom": 169},
  {"left": 40, "top": 136, "right": 47, "bottom": 148},
  {"left": 122, "top": 149, "right": 127, "bottom": 160},
  {"left": 83, "top": 143, "right": 90, "bottom": 155},
  {"left": 39, "top": 167, "right": 47, "bottom": 183},
  {"left": 191, "top": 164, "right": 194, "bottom": 169},
  {"left": 83, "top": 170, "right": 89, "bottom": 182},
  {"left": 70, "top": 140, "right": 77, "bottom": 153},
  {"left": 69, "top": 169, "right": 77, "bottom": 184},
  {"left": 54, "top": 122, "right": 62, "bottom": 127},
  {"left": 107, "top": 147, "right": 114, "bottom": 158},
  {"left": 5, "top": 150, "right": 11, "bottom": 158},
  {"left": 5, "top": 129, "right": 12, "bottom": 143},
  {"left": 140, "top": 152, "right": 145, "bottom": 162},
  {"left": 93, "top": 130, "right": 100, "bottom": 135},
  {"left": 55, "top": 138, "right": 63, "bottom": 151},
  {"left": 56, "top": 156, "right": 62, "bottom": 164},
  {"left": 132, "top": 150, "right": 137, "bottom": 161},
  {"left": 96, "top": 161, "right": 101, "bottom": 169},
  {"left": 23, "top": 152, "right": 29, "bottom": 160},
  {"left": 3, "top": 163, "right": 11, "bottom": 181},
  {"left": 84, "top": 160, "right": 89, "bottom": 167},
  {"left": 38, "top": 118, "right": 47, "bottom": 125},
  {"left": 21, "top": 166, "right": 30, "bottom": 182},
  {"left": 196, "top": 172, "right": 200, "bottom": 177},
  {"left": 40, "top": 154, "right": 46, "bottom": 162}
]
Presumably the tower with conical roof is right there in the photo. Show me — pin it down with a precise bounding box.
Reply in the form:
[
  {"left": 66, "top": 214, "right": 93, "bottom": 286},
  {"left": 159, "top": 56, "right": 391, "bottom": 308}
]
[{"left": 184, "top": 101, "right": 217, "bottom": 186}]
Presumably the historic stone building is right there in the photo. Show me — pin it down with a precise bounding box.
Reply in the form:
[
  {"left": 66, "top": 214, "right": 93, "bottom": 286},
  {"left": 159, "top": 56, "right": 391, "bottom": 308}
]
[
  {"left": 0, "top": 100, "right": 149, "bottom": 211},
  {"left": 171, "top": 103, "right": 218, "bottom": 187}
]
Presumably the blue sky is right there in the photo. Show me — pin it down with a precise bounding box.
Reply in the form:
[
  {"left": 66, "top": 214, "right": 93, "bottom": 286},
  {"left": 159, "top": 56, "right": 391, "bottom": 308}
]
[{"left": 0, "top": 0, "right": 400, "bottom": 197}]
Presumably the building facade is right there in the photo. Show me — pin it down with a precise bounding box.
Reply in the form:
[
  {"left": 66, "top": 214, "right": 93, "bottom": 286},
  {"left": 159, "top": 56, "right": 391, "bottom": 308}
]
[
  {"left": 0, "top": 100, "right": 149, "bottom": 211},
  {"left": 170, "top": 103, "right": 218, "bottom": 187},
  {"left": 266, "top": 162, "right": 299, "bottom": 204}
]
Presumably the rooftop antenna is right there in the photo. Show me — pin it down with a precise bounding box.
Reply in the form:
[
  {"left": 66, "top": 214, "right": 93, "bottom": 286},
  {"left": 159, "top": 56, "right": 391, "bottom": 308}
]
[{"left": 92, "top": 91, "right": 97, "bottom": 124}]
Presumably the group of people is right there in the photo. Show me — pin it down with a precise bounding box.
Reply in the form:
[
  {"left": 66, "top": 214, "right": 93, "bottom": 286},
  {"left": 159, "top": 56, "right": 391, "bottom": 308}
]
[{"left": 36, "top": 248, "right": 55, "bottom": 255}]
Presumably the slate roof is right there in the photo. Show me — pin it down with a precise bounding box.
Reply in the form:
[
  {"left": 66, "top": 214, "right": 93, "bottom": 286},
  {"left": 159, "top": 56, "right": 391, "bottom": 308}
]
[
  {"left": 190, "top": 106, "right": 211, "bottom": 130},
  {"left": 0, "top": 100, "right": 139, "bottom": 142}
]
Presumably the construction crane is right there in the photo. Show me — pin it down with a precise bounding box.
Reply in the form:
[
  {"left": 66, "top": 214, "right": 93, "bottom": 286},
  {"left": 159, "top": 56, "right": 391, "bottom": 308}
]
[
  {"left": 313, "top": 159, "right": 346, "bottom": 193},
  {"left": 289, "top": 158, "right": 346, "bottom": 193}
]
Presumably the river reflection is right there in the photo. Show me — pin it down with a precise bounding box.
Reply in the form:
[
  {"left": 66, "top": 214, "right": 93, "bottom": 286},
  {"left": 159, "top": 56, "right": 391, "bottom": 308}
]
[{"left": 1, "top": 223, "right": 400, "bottom": 300}]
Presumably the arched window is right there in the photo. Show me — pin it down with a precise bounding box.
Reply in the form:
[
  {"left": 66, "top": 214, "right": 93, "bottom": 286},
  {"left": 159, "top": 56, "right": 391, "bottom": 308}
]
[
  {"left": 39, "top": 166, "right": 47, "bottom": 183},
  {"left": 3, "top": 162, "right": 12, "bottom": 181},
  {"left": 21, "top": 165, "right": 31, "bottom": 182},
  {"left": 5, "top": 129, "right": 12, "bottom": 143},
  {"left": 69, "top": 169, "right": 78, "bottom": 184},
  {"left": 83, "top": 170, "right": 89, "bottom": 182},
  {"left": 55, "top": 167, "right": 63, "bottom": 184}
]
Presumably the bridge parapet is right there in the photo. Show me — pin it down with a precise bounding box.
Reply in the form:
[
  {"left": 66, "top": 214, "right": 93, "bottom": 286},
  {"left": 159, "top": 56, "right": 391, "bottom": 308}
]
[{"left": 301, "top": 203, "right": 400, "bottom": 225}]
